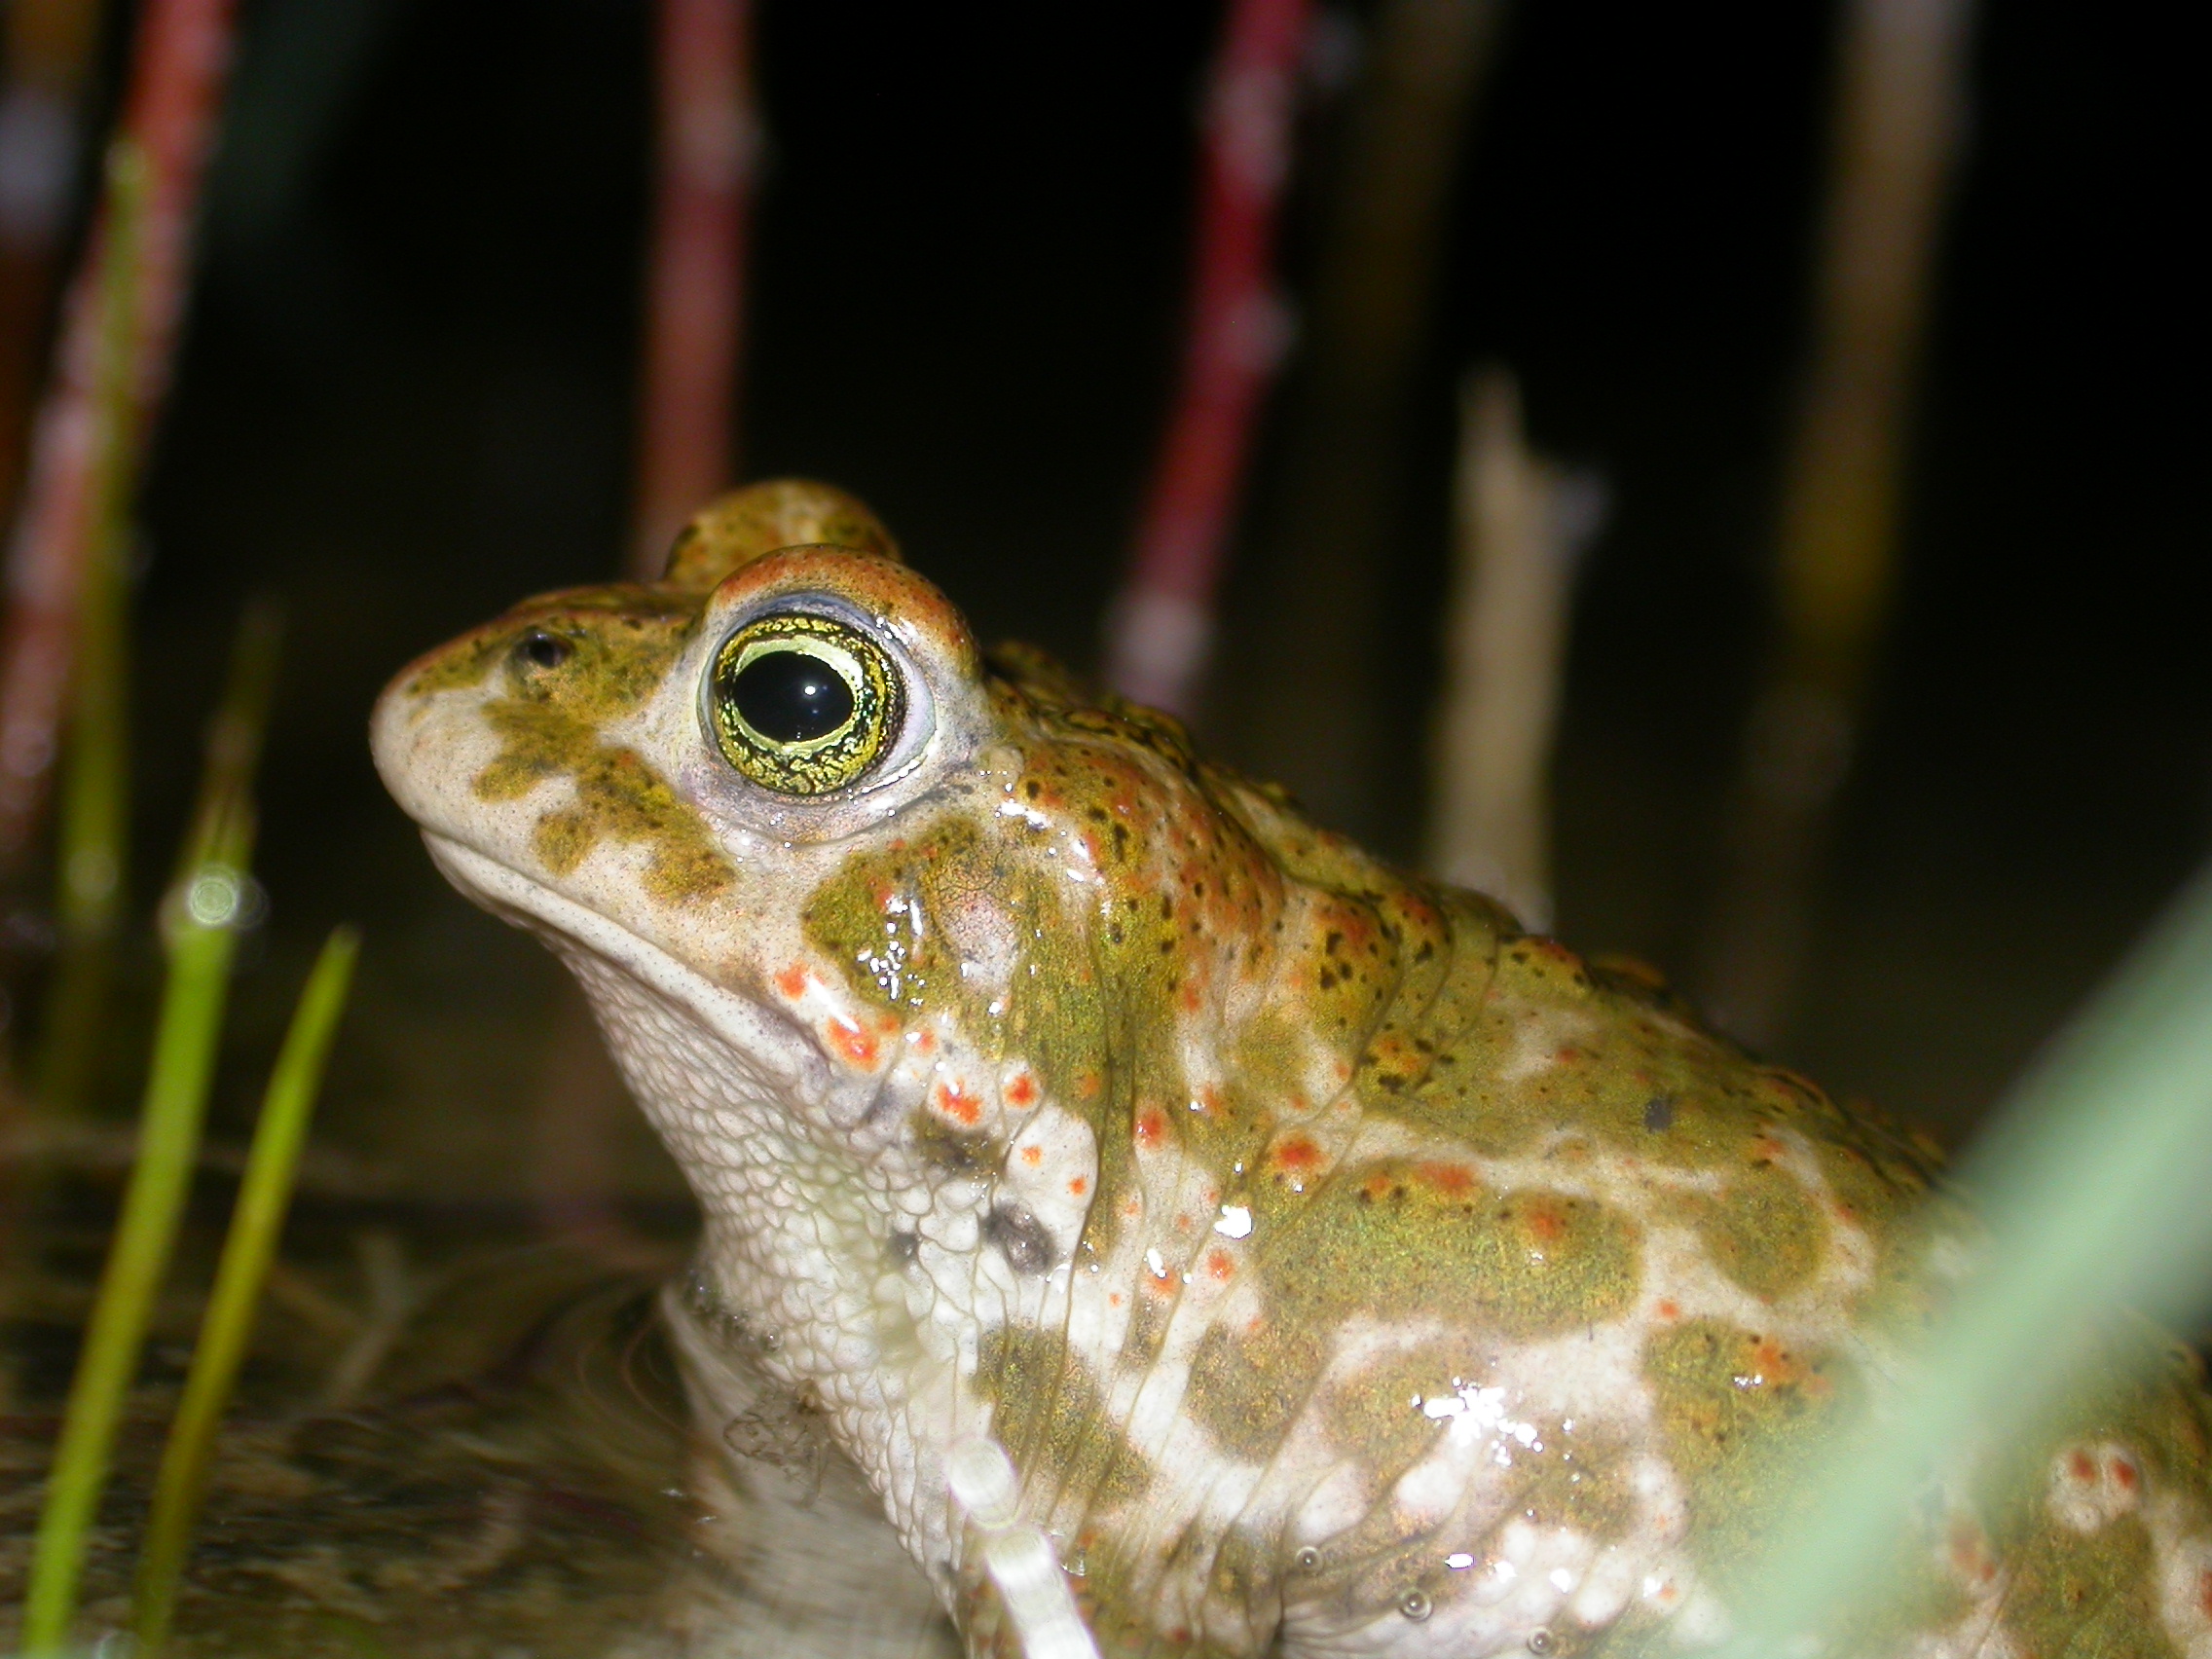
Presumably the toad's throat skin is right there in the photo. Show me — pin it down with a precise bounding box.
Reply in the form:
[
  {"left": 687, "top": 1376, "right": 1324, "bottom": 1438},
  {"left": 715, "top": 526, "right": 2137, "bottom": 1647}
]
[{"left": 373, "top": 481, "right": 2212, "bottom": 1659}]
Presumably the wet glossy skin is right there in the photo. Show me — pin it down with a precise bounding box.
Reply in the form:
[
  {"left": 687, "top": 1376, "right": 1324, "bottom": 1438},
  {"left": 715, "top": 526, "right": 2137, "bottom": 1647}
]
[{"left": 373, "top": 481, "right": 2212, "bottom": 1658}]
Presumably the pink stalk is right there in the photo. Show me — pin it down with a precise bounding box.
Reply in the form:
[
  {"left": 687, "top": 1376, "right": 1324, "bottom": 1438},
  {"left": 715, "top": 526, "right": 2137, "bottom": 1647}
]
[
  {"left": 627, "top": 0, "right": 761, "bottom": 578},
  {"left": 0, "top": 0, "right": 238, "bottom": 878},
  {"left": 1102, "top": 0, "right": 1310, "bottom": 718}
]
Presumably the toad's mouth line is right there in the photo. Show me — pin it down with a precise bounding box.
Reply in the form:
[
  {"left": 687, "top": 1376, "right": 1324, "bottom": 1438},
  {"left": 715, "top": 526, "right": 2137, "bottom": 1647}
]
[{"left": 421, "top": 831, "right": 818, "bottom": 1100}]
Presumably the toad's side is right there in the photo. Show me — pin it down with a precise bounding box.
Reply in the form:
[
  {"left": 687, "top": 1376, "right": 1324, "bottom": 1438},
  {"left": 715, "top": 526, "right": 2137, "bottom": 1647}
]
[{"left": 372, "top": 481, "right": 2212, "bottom": 1659}]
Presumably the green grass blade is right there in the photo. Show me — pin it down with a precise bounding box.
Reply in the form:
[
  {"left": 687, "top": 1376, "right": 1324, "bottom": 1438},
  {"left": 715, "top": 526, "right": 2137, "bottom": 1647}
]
[
  {"left": 1719, "top": 858, "right": 2212, "bottom": 1652},
  {"left": 129, "top": 925, "right": 359, "bottom": 1655},
  {"left": 18, "top": 607, "right": 280, "bottom": 1657},
  {"left": 18, "top": 844, "right": 247, "bottom": 1656},
  {"left": 35, "top": 523, "right": 134, "bottom": 1117}
]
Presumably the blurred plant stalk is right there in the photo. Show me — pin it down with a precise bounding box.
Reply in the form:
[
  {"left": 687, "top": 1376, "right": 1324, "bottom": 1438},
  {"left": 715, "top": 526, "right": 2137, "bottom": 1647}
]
[
  {"left": 1224, "top": 0, "right": 1509, "bottom": 842},
  {"left": 626, "top": 0, "right": 760, "bottom": 576},
  {"left": 1101, "top": 0, "right": 1311, "bottom": 719},
  {"left": 538, "top": 0, "right": 764, "bottom": 1250},
  {"left": 1716, "top": 856, "right": 2212, "bottom": 1651},
  {"left": 0, "top": 0, "right": 112, "bottom": 533},
  {"left": 32, "top": 167, "right": 143, "bottom": 1114},
  {"left": 1425, "top": 367, "right": 1603, "bottom": 932},
  {"left": 19, "top": 608, "right": 278, "bottom": 1655},
  {"left": 0, "top": 0, "right": 240, "bottom": 898},
  {"left": 131, "top": 924, "right": 359, "bottom": 1656},
  {"left": 1698, "top": 0, "right": 1976, "bottom": 1050}
]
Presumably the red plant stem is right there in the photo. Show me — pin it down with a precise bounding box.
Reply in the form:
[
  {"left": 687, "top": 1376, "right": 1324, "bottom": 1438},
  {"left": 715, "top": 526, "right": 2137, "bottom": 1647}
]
[
  {"left": 1103, "top": 0, "right": 1310, "bottom": 718},
  {"left": 0, "top": 0, "right": 238, "bottom": 879},
  {"left": 628, "top": 0, "right": 761, "bottom": 578}
]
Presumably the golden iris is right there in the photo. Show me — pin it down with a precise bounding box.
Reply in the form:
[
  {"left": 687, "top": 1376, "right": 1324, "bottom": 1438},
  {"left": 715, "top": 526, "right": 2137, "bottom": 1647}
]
[{"left": 707, "top": 612, "right": 902, "bottom": 794}]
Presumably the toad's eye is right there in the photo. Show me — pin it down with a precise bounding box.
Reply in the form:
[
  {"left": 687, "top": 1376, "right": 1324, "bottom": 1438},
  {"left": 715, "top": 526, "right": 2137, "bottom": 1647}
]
[{"left": 707, "top": 612, "right": 903, "bottom": 794}]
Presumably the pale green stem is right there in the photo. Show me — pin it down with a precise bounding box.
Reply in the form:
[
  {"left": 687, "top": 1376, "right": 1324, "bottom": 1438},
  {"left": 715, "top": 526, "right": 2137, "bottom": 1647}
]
[
  {"left": 18, "top": 827, "right": 249, "bottom": 1656},
  {"left": 1720, "top": 858, "right": 2212, "bottom": 1652},
  {"left": 129, "top": 925, "right": 359, "bottom": 1655}
]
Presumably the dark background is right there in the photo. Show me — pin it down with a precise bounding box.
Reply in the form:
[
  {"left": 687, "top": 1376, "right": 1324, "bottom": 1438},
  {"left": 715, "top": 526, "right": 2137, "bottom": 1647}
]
[{"left": 57, "top": 0, "right": 2208, "bottom": 1190}]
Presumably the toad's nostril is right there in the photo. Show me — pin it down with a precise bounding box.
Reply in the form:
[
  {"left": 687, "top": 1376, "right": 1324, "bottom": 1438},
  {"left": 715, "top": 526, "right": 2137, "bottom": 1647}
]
[{"left": 516, "top": 630, "right": 572, "bottom": 669}]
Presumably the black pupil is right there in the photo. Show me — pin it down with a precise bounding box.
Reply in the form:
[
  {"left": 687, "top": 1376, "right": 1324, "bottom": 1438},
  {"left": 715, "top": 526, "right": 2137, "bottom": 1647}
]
[{"left": 734, "top": 648, "right": 854, "bottom": 744}]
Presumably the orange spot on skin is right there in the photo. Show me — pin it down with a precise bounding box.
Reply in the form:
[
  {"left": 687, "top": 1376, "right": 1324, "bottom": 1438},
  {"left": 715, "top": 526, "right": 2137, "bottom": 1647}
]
[
  {"left": 2067, "top": 1450, "right": 2097, "bottom": 1484},
  {"left": 1179, "top": 983, "right": 1202, "bottom": 1013},
  {"left": 1019, "top": 1145, "right": 1044, "bottom": 1166},
  {"left": 1947, "top": 1522, "right": 1998, "bottom": 1588},
  {"left": 1333, "top": 1059, "right": 1351, "bottom": 1083},
  {"left": 1271, "top": 1135, "right": 1324, "bottom": 1172},
  {"left": 1555, "top": 1048, "right": 1581, "bottom": 1064},
  {"left": 1121, "top": 1198, "right": 1141, "bottom": 1220},
  {"left": 2111, "top": 1456, "right": 2139, "bottom": 1493},
  {"left": 1135, "top": 1107, "right": 1170, "bottom": 1150},
  {"left": 1076, "top": 1071, "right": 1103, "bottom": 1101},
  {"left": 774, "top": 964, "right": 808, "bottom": 1000},
  {"left": 1069, "top": 1176, "right": 1088, "bottom": 1197},
  {"left": 1204, "top": 1249, "right": 1235, "bottom": 1281},
  {"left": 1109, "top": 1293, "right": 1124, "bottom": 1308},
  {"left": 2196, "top": 1567, "right": 2212, "bottom": 1620},
  {"left": 826, "top": 1015, "right": 878, "bottom": 1067},
  {"left": 1414, "top": 1162, "right": 1476, "bottom": 1198},
  {"left": 1006, "top": 1073, "right": 1039, "bottom": 1108},
  {"left": 935, "top": 1081, "right": 982, "bottom": 1125},
  {"left": 1362, "top": 1172, "right": 1399, "bottom": 1202},
  {"left": 1656, "top": 1300, "right": 1680, "bottom": 1321},
  {"left": 1525, "top": 1200, "right": 1567, "bottom": 1246}
]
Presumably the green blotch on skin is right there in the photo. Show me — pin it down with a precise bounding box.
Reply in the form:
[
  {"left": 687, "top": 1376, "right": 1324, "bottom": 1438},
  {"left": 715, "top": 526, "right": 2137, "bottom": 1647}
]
[
  {"left": 1256, "top": 1161, "right": 1641, "bottom": 1342},
  {"left": 1991, "top": 1519, "right": 2165, "bottom": 1659},
  {"left": 1184, "top": 1320, "right": 1327, "bottom": 1464},
  {"left": 1317, "top": 1345, "right": 1453, "bottom": 1482},
  {"left": 1681, "top": 1155, "right": 1829, "bottom": 1301},
  {"left": 479, "top": 702, "right": 732, "bottom": 903},
  {"left": 1645, "top": 1318, "right": 1858, "bottom": 1598},
  {"left": 459, "top": 606, "right": 730, "bottom": 903},
  {"left": 978, "top": 1325, "right": 1150, "bottom": 1517}
]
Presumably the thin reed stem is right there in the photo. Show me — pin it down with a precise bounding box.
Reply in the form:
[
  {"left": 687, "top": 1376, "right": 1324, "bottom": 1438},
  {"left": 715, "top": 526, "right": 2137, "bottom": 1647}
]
[
  {"left": 18, "top": 810, "right": 249, "bottom": 1655},
  {"left": 130, "top": 925, "right": 359, "bottom": 1654}
]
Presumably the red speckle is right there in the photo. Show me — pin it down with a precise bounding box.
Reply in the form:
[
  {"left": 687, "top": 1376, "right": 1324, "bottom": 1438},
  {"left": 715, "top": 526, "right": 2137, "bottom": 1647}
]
[
  {"left": 1656, "top": 1300, "right": 1680, "bottom": 1321},
  {"left": 1361, "top": 1172, "right": 1399, "bottom": 1202},
  {"left": 1555, "top": 1047, "right": 1581, "bottom": 1064},
  {"left": 1121, "top": 1198, "right": 1141, "bottom": 1220},
  {"left": 2067, "top": 1450, "right": 2097, "bottom": 1484},
  {"left": 1525, "top": 1200, "right": 1567, "bottom": 1245},
  {"left": 935, "top": 1080, "right": 982, "bottom": 1125},
  {"left": 826, "top": 1016, "right": 878, "bottom": 1067},
  {"left": 1068, "top": 1176, "right": 1088, "bottom": 1197},
  {"left": 2111, "top": 1456, "right": 2140, "bottom": 1493},
  {"left": 1204, "top": 1250, "right": 1235, "bottom": 1281},
  {"left": 774, "top": 963, "right": 808, "bottom": 1000},
  {"left": 1271, "top": 1135, "right": 1324, "bottom": 1172},
  {"left": 1006, "top": 1073, "right": 1039, "bottom": 1108},
  {"left": 912, "top": 1029, "right": 937, "bottom": 1053},
  {"left": 2195, "top": 1567, "right": 2212, "bottom": 1619},
  {"left": 1135, "top": 1107, "right": 1170, "bottom": 1150},
  {"left": 1414, "top": 1161, "right": 1476, "bottom": 1198},
  {"left": 1333, "top": 1059, "right": 1351, "bottom": 1083},
  {"left": 1191, "top": 1084, "right": 1223, "bottom": 1117},
  {"left": 1019, "top": 1145, "right": 1044, "bottom": 1166},
  {"left": 1179, "top": 983, "right": 1201, "bottom": 1013},
  {"left": 1109, "top": 1293, "right": 1124, "bottom": 1308}
]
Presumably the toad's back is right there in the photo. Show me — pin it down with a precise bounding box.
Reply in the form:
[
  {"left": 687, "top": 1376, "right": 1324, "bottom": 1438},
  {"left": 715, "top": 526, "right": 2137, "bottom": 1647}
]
[{"left": 373, "top": 480, "right": 2212, "bottom": 1657}]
